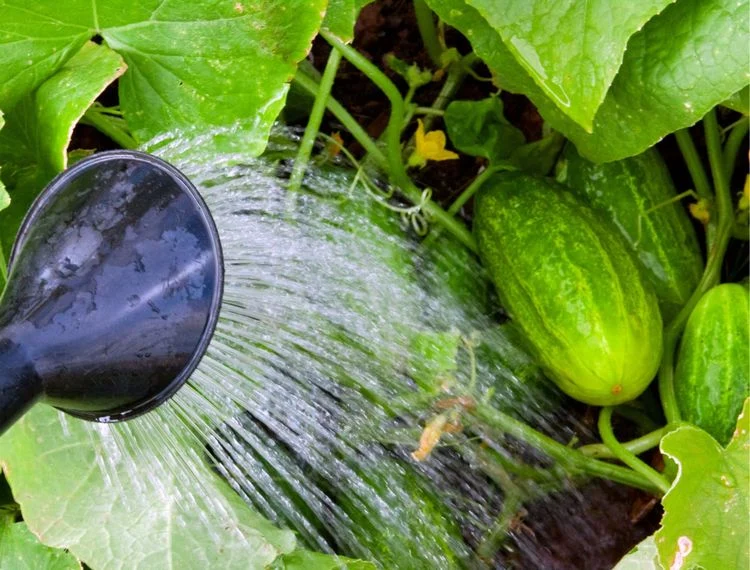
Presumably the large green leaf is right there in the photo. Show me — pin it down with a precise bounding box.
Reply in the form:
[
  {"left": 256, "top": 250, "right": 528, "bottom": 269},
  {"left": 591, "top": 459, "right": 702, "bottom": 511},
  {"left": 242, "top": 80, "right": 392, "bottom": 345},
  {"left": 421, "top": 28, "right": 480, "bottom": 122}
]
[
  {"left": 426, "top": 0, "right": 749, "bottom": 162},
  {"left": 656, "top": 399, "right": 749, "bottom": 570},
  {"left": 465, "top": 0, "right": 674, "bottom": 131},
  {"left": 0, "top": 42, "right": 125, "bottom": 273},
  {"left": 0, "top": 517, "right": 81, "bottom": 570},
  {"left": 0, "top": 405, "right": 297, "bottom": 570},
  {"left": 0, "top": 0, "right": 326, "bottom": 150}
]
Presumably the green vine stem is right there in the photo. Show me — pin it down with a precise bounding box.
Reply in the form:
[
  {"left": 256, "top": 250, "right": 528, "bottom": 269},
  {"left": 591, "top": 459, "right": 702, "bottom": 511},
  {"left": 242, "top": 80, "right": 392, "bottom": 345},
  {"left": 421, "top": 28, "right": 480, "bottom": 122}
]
[
  {"left": 578, "top": 426, "right": 668, "bottom": 459},
  {"left": 674, "top": 128, "right": 712, "bottom": 201},
  {"left": 80, "top": 105, "right": 137, "bottom": 149},
  {"left": 659, "top": 109, "right": 737, "bottom": 425},
  {"left": 288, "top": 47, "right": 342, "bottom": 193},
  {"left": 420, "top": 53, "right": 477, "bottom": 134},
  {"left": 413, "top": 0, "right": 443, "bottom": 68},
  {"left": 723, "top": 116, "right": 749, "bottom": 180},
  {"left": 292, "top": 70, "right": 388, "bottom": 167},
  {"left": 321, "top": 29, "right": 478, "bottom": 252},
  {"left": 597, "top": 408, "right": 671, "bottom": 493},
  {"left": 469, "top": 403, "right": 665, "bottom": 495},
  {"left": 421, "top": 163, "right": 510, "bottom": 248}
]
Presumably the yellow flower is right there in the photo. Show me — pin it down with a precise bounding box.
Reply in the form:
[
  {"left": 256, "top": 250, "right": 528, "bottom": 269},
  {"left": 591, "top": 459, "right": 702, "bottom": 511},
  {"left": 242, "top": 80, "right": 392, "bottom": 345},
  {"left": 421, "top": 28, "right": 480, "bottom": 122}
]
[{"left": 408, "top": 119, "right": 459, "bottom": 168}]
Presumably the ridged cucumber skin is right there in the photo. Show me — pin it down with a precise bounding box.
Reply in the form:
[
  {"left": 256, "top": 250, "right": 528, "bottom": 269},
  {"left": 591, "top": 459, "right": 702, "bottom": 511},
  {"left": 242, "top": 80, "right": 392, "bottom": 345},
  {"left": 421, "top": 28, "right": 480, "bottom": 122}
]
[
  {"left": 674, "top": 283, "right": 750, "bottom": 446},
  {"left": 556, "top": 145, "right": 703, "bottom": 321},
  {"left": 474, "top": 172, "right": 663, "bottom": 406}
]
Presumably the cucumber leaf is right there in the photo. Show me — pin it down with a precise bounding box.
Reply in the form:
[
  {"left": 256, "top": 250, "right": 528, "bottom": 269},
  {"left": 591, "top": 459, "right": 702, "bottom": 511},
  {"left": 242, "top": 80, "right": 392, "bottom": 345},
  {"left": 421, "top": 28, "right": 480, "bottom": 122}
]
[
  {"left": 0, "top": 0, "right": 326, "bottom": 152},
  {"left": 656, "top": 398, "right": 750, "bottom": 570},
  {"left": 464, "top": 0, "right": 675, "bottom": 131},
  {"left": 0, "top": 42, "right": 125, "bottom": 276},
  {"left": 444, "top": 97, "right": 525, "bottom": 164},
  {"left": 612, "top": 535, "right": 660, "bottom": 569},
  {"left": 323, "top": 0, "right": 374, "bottom": 42},
  {"left": 0, "top": 517, "right": 81, "bottom": 570},
  {"left": 426, "top": 0, "right": 749, "bottom": 162},
  {"left": 0, "top": 405, "right": 297, "bottom": 570}
]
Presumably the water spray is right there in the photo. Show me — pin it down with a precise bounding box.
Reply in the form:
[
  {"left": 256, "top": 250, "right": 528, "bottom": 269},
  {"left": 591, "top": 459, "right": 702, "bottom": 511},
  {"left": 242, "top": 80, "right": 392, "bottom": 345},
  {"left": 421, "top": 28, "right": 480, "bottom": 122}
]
[{"left": 0, "top": 151, "right": 223, "bottom": 435}]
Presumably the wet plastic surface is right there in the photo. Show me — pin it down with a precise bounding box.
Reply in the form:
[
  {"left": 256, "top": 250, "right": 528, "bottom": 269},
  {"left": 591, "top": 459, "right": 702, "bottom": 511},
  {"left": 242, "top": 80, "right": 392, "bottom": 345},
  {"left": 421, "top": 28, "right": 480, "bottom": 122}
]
[{"left": 0, "top": 151, "right": 223, "bottom": 433}]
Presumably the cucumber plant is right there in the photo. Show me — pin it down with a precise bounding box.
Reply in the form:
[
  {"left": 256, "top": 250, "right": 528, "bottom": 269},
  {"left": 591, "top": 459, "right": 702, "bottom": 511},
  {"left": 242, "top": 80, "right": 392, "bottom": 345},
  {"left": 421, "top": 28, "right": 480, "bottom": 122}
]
[{"left": 0, "top": 0, "right": 747, "bottom": 568}]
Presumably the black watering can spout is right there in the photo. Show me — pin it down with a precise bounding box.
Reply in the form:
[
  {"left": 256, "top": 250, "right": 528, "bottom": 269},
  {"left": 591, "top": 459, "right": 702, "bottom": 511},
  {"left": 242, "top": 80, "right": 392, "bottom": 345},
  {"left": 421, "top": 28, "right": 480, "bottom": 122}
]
[{"left": 0, "top": 151, "right": 223, "bottom": 435}]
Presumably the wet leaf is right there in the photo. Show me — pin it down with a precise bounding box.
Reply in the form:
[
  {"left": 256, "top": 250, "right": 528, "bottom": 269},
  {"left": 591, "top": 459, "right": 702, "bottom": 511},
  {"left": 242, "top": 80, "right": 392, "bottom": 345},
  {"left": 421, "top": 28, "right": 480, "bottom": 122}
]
[
  {"left": 444, "top": 98, "right": 525, "bottom": 164},
  {"left": 0, "top": 42, "right": 125, "bottom": 276},
  {"left": 656, "top": 398, "right": 750, "bottom": 570},
  {"left": 0, "top": 0, "right": 326, "bottom": 150},
  {"left": 426, "top": 0, "right": 749, "bottom": 162},
  {"left": 612, "top": 535, "right": 660, "bottom": 569},
  {"left": 0, "top": 518, "right": 81, "bottom": 570},
  {"left": 0, "top": 406, "right": 297, "bottom": 570},
  {"left": 464, "top": 0, "right": 675, "bottom": 131}
]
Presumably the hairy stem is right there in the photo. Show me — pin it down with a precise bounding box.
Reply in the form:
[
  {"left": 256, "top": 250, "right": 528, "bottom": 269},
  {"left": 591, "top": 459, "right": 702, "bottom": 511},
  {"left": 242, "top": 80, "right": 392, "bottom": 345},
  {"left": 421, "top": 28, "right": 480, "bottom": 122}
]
[{"left": 288, "top": 48, "right": 342, "bottom": 193}]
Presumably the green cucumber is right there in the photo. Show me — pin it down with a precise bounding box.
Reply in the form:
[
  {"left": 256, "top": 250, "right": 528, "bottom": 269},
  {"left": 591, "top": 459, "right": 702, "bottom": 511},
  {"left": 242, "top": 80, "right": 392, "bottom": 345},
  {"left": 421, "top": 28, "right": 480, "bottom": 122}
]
[
  {"left": 556, "top": 145, "right": 703, "bottom": 321},
  {"left": 474, "top": 172, "right": 663, "bottom": 406},
  {"left": 674, "top": 283, "right": 750, "bottom": 445}
]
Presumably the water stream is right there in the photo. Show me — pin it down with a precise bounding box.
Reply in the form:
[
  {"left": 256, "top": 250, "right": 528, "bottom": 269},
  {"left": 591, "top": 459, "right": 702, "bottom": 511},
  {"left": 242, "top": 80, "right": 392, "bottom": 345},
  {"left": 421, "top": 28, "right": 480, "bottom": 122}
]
[{"left": 14, "top": 130, "right": 633, "bottom": 568}]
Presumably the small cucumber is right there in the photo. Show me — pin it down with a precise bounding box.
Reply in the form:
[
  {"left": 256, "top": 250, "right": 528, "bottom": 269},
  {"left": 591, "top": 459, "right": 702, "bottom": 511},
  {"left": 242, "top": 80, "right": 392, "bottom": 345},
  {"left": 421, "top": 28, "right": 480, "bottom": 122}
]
[
  {"left": 474, "top": 172, "right": 663, "bottom": 406},
  {"left": 674, "top": 283, "right": 750, "bottom": 445},
  {"left": 556, "top": 145, "right": 703, "bottom": 321}
]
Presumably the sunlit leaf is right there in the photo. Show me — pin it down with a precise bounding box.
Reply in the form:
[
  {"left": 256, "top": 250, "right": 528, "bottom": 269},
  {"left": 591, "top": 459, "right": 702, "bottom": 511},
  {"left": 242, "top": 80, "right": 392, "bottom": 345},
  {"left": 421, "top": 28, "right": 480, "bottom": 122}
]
[
  {"left": 0, "top": 0, "right": 326, "bottom": 151},
  {"left": 465, "top": 0, "right": 674, "bottom": 130},
  {"left": 426, "top": 0, "right": 749, "bottom": 162}
]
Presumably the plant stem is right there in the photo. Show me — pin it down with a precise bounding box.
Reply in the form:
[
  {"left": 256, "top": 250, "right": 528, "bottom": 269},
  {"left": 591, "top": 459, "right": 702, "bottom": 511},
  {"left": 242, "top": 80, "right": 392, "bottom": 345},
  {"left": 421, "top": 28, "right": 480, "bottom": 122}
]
[
  {"left": 674, "top": 128, "right": 712, "bottom": 201},
  {"left": 578, "top": 426, "right": 668, "bottom": 459},
  {"left": 469, "top": 404, "right": 664, "bottom": 495},
  {"left": 288, "top": 48, "right": 342, "bottom": 193},
  {"left": 413, "top": 107, "right": 445, "bottom": 116},
  {"left": 723, "top": 116, "right": 749, "bottom": 181},
  {"left": 597, "top": 408, "right": 671, "bottom": 493},
  {"left": 421, "top": 164, "right": 510, "bottom": 248},
  {"left": 413, "top": 0, "right": 443, "bottom": 67},
  {"left": 292, "top": 71, "right": 388, "bottom": 168},
  {"left": 321, "top": 30, "right": 478, "bottom": 252},
  {"left": 80, "top": 106, "right": 137, "bottom": 149},
  {"left": 659, "top": 109, "right": 736, "bottom": 425}
]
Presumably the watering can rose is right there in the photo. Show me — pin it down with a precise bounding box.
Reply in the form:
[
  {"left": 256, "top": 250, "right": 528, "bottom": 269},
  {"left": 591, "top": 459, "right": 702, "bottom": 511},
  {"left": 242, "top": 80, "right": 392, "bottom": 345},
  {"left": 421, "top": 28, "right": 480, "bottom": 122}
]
[{"left": 474, "top": 173, "right": 663, "bottom": 406}]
